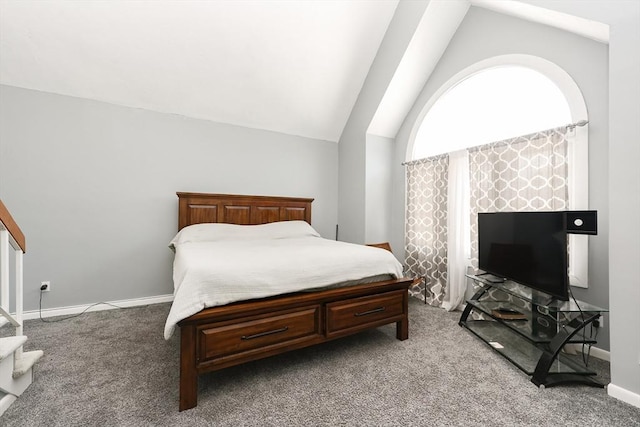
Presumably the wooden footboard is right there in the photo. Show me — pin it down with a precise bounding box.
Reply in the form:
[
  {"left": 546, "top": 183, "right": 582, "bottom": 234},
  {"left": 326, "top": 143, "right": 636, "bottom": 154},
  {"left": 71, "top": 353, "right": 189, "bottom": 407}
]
[{"left": 178, "top": 277, "right": 411, "bottom": 411}]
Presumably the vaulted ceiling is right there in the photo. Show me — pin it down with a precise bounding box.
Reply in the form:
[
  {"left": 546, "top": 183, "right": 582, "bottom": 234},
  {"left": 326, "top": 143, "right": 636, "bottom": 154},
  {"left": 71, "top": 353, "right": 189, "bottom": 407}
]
[
  {"left": 0, "top": 0, "right": 398, "bottom": 142},
  {"left": 0, "top": 0, "right": 608, "bottom": 143}
]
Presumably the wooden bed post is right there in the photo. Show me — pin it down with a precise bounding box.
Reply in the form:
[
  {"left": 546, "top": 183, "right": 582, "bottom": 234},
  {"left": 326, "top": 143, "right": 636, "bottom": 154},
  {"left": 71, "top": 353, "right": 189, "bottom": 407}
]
[
  {"left": 179, "top": 324, "right": 198, "bottom": 411},
  {"left": 396, "top": 290, "right": 409, "bottom": 341}
]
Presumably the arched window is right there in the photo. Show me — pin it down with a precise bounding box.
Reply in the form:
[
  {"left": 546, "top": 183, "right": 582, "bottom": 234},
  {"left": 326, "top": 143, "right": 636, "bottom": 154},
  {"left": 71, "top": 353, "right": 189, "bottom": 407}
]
[
  {"left": 406, "top": 56, "right": 589, "bottom": 300},
  {"left": 412, "top": 66, "right": 572, "bottom": 159}
]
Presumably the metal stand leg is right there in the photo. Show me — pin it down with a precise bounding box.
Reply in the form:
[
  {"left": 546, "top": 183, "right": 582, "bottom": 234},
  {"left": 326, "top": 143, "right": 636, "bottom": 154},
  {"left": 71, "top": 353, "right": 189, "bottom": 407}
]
[
  {"left": 423, "top": 276, "right": 427, "bottom": 304},
  {"left": 531, "top": 313, "right": 603, "bottom": 388}
]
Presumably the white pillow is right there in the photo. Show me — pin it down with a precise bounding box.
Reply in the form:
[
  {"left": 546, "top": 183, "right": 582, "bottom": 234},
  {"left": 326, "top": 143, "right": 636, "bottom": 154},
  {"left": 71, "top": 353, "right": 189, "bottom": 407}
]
[{"left": 169, "top": 220, "right": 320, "bottom": 247}]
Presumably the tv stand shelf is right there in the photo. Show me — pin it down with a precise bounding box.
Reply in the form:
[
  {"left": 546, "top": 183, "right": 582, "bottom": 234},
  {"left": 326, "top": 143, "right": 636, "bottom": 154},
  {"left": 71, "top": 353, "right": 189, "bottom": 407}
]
[{"left": 459, "top": 274, "right": 608, "bottom": 388}]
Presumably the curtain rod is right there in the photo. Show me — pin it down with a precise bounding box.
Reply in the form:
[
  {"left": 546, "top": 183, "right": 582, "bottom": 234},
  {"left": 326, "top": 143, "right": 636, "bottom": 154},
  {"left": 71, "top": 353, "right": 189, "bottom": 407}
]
[
  {"left": 402, "top": 120, "right": 589, "bottom": 166},
  {"left": 566, "top": 119, "right": 589, "bottom": 129}
]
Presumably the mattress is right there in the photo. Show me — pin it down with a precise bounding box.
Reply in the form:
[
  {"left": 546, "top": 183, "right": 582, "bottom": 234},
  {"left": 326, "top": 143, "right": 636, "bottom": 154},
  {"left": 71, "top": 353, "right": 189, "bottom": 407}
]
[{"left": 164, "top": 221, "right": 404, "bottom": 339}]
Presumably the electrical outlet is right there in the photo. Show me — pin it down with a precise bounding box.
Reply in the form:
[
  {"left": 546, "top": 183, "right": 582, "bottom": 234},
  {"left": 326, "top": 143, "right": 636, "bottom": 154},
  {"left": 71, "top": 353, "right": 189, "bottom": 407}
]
[
  {"left": 594, "top": 315, "right": 604, "bottom": 328},
  {"left": 40, "top": 281, "right": 51, "bottom": 292}
]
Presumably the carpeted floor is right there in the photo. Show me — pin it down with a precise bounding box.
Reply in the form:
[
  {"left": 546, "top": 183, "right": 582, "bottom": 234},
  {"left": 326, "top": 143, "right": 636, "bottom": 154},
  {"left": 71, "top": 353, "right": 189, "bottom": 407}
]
[{"left": 3, "top": 298, "right": 639, "bottom": 426}]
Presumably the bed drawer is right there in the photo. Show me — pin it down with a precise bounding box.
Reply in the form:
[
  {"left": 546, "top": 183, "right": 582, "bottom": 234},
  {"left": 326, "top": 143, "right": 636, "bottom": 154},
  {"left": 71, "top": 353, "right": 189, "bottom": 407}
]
[
  {"left": 198, "top": 306, "right": 321, "bottom": 361},
  {"left": 326, "top": 290, "right": 405, "bottom": 337}
]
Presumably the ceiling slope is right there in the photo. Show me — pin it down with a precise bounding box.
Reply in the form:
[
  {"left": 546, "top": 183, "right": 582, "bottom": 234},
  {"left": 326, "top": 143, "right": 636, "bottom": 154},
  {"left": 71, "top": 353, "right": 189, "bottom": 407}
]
[
  {"left": 367, "top": 0, "right": 608, "bottom": 139},
  {"left": 0, "top": 0, "right": 398, "bottom": 142}
]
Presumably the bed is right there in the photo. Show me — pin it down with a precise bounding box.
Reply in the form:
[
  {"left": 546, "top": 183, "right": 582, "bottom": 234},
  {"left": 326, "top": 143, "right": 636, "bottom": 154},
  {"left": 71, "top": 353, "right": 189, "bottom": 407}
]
[{"left": 171, "top": 192, "right": 412, "bottom": 411}]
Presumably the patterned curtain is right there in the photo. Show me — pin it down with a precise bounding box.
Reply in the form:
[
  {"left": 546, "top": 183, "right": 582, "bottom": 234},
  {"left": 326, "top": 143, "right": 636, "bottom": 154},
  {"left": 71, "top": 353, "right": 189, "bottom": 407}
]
[
  {"left": 404, "top": 154, "right": 449, "bottom": 306},
  {"left": 469, "top": 126, "right": 570, "bottom": 270}
]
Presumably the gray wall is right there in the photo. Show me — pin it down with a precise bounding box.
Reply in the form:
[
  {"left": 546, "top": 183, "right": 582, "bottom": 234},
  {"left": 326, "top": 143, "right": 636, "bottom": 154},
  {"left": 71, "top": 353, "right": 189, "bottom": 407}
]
[
  {"left": 390, "top": 6, "right": 610, "bottom": 346},
  {"left": 0, "top": 85, "right": 338, "bottom": 312},
  {"left": 522, "top": 0, "right": 640, "bottom": 405},
  {"left": 338, "top": 0, "right": 428, "bottom": 244},
  {"left": 365, "top": 134, "right": 393, "bottom": 244}
]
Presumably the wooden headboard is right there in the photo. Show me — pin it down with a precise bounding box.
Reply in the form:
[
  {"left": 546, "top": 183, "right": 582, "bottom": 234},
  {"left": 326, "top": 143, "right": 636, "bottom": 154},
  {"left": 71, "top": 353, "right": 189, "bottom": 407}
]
[{"left": 177, "top": 192, "right": 314, "bottom": 230}]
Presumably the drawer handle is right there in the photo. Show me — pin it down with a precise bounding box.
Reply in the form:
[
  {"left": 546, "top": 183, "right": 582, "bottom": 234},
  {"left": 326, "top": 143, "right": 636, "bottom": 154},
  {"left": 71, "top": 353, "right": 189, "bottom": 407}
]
[
  {"left": 241, "top": 326, "right": 289, "bottom": 340},
  {"left": 354, "top": 307, "right": 386, "bottom": 317}
]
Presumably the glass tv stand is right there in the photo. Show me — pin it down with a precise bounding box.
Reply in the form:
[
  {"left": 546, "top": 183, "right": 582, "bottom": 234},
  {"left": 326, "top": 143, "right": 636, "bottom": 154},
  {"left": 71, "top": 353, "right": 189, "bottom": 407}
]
[{"left": 459, "top": 274, "right": 608, "bottom": 388}]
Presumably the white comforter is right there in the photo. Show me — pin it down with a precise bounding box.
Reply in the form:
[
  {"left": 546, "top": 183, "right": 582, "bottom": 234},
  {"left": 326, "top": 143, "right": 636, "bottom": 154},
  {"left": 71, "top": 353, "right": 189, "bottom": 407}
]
[{"left": 164, "top": 233, "right": 403, "bottom": 339}]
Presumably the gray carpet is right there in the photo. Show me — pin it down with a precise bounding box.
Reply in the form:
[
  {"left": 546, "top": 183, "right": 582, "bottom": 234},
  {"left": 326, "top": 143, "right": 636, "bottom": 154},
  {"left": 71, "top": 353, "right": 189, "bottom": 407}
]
[{"left": 3, "top": 298, "right": 639, "bottom": 426}]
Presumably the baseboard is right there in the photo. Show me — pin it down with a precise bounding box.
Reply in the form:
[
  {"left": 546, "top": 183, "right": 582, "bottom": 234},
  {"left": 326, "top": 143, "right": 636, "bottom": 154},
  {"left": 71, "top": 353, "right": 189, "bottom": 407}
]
[
  {"left": 0, "top": 393, "right": 17, "bottom": 417},
  {"left": 608, "top": 383, "right": 640, "bottom": 409},
  {"left": 22, "top": 294, "right": 174, "bottom": 321},
  {"left": 589, "top": 345, "right": 610, "bottom": 362},
  {"left": 563, "top": 343, "right": 610, "bottom": 362}
]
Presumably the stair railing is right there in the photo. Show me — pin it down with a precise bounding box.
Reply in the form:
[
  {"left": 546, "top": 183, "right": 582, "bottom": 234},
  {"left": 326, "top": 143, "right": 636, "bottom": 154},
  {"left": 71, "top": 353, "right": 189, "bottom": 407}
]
[{"left": 0, "top": 199, "right": 26, "bottom": 360}]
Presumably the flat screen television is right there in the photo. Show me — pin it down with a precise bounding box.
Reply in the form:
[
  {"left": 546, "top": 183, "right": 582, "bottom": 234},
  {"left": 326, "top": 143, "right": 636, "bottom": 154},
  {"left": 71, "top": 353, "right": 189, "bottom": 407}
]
[{"left": 478, "top": 211, "right": 569, "bottom": 301}]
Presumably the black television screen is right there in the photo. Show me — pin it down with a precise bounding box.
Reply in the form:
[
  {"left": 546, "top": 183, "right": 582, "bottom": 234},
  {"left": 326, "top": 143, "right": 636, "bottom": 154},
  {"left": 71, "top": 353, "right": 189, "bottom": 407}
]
[{"left": 478, "top": 212, "right": 568, "bottom": 300}]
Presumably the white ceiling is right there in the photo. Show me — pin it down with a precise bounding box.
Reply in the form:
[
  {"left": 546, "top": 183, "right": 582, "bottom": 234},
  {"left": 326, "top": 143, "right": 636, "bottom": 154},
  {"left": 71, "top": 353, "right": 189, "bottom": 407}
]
[
  {"left": 368, "top": 0, "right": 470, "bottom": 138},
  {"left": 0, "top": 0, "right": 609, "bottom": 143},
  {"left": 0, "top": 0, "right": 399, "bottom": 142}
]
